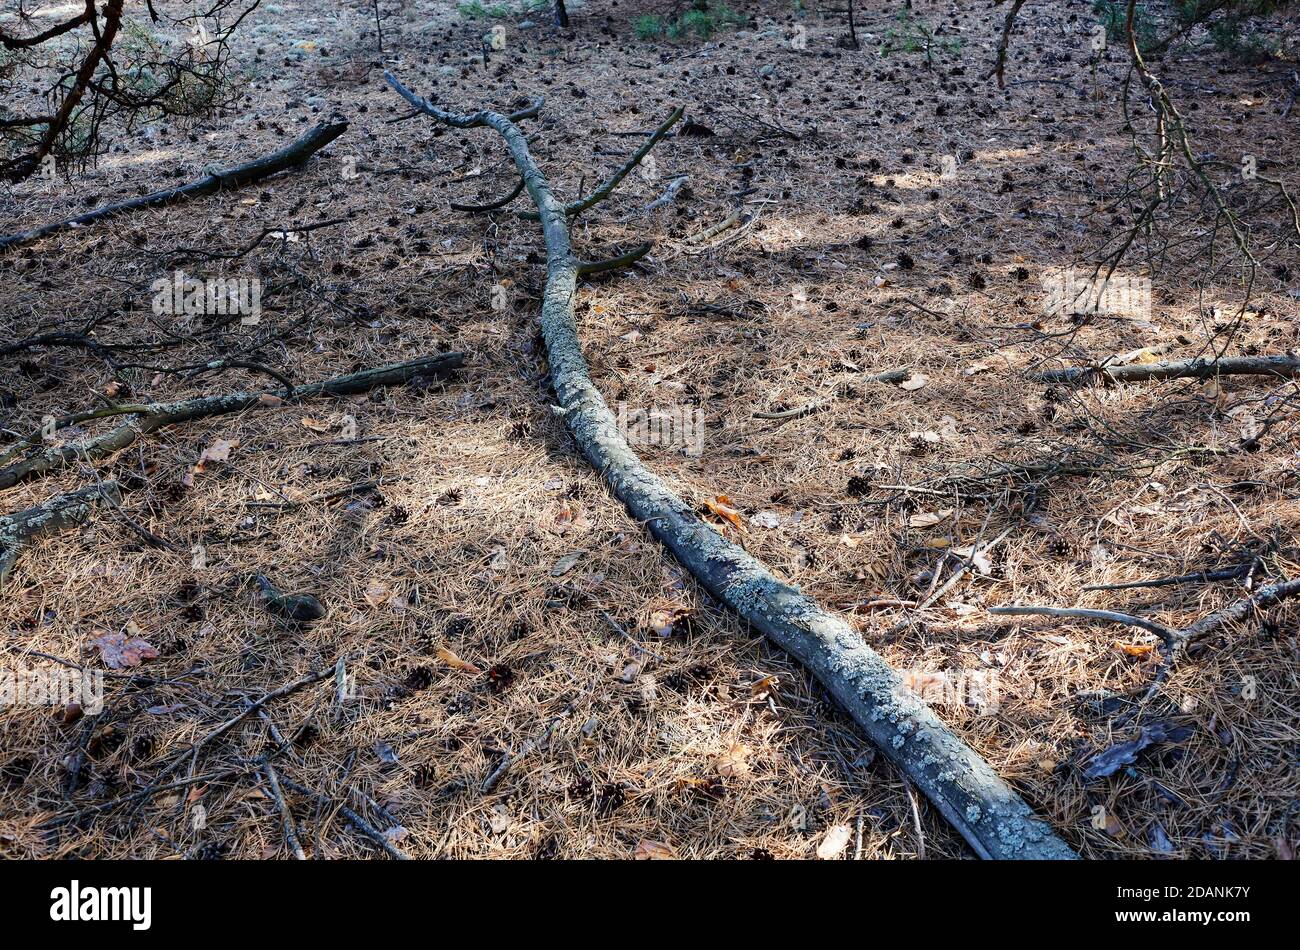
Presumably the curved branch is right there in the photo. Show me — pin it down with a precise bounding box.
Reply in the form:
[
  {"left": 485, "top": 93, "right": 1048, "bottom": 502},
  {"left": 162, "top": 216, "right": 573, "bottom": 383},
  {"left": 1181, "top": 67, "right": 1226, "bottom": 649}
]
[
  {"left": 385, "top": 70, "right": 1077, "bottom": 860},
  {"left": 450, "top": 175, "right": 526, "bottom": 212},
  {"left": 577, "top": 241, "right": 653, "bottom": 275},
  {"left": 0, "top": 119, "right": 348, "bottom": 251}
]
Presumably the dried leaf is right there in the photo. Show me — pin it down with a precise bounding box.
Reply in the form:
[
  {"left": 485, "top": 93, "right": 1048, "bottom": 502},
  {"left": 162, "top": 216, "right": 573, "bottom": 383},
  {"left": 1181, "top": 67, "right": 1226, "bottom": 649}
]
[
  {"left": 194, "top": 438, "right": 238, "bottom": 473},
  {"left": 704, "top": 494, "right": 745, "bottom": 530},
  {"left": 551, "top": 549, "right": 586, "bottom": 576},
  {"left": 300, "top": 416, "right": 330, "bottom": 433},
  {"left": 435, "top": 646, "right": 480, "bottom": 675},
  {"left": 899, "top": 373, "right": 929, "bottom": 391},
  {"left": 1115, "top": 642, "right": 1155, "bottom": 658},
  {"left": 715, "top": 742, "right": 751, "bottom": 778},
  {"left": 816, "top": 824, "right": 853, "bottom": 859},
  {"left": 1083, "top": 721, "right": 1192, "bottom": 779},
  {"left": 89, "top": 628, "right": 159, "bottom": 670},
  {"left": 634, "top": 839, "right": 677, "bottom": 860},
  {"left": 363, "top": 581, "right": 391, "bottom": 608},
  {"left": 908, "top": 508, "right": 953, "bottom": 528}
]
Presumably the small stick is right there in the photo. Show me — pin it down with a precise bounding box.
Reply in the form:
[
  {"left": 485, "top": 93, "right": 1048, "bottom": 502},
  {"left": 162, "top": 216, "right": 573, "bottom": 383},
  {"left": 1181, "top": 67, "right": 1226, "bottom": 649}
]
[
  {"left": 278, "top": 776, "right": 410, "bottom": 860},
  {"left": 918, "top": 525, "right": 1012, "bottom": 612},
  {"left": 482, "top": 691, "right": 585, "bottom": 794},
  {"left": 988, "top": 605, "right": 1176, "bottom": 643},
  {"left": 904, "top": 780, "right": 926, "bottom": 860},
  {"left": 262, "top": 761, "right": 308, "bottom": 860},
  {"left": 1083, "top": 565, "right": 1251, "bottom": 591}
]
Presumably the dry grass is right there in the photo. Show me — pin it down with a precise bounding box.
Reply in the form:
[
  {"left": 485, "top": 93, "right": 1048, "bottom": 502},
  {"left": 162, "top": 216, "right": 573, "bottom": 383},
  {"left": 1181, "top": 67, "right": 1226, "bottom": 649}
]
[{"left": 1, "top": 0, "right": 1297, "bottom": 860}]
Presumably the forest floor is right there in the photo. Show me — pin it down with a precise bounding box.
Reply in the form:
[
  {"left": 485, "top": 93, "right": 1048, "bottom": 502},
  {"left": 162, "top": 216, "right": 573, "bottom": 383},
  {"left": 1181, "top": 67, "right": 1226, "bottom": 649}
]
[{"left": 1, "top": 0, "right": 1298, "bottom": 859}]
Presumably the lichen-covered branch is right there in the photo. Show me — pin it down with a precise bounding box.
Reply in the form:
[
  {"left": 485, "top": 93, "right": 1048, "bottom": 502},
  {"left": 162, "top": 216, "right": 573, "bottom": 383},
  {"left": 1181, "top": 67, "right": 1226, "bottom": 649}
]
[
  {"left": 0, "top": 482, "right": 122, "bottom": 584},
  {"left": 385, "top": 71, "right": 1077, "bottom": 860},
  {"left": 0, "top": 353, "right": 462, "bottom": 490}
]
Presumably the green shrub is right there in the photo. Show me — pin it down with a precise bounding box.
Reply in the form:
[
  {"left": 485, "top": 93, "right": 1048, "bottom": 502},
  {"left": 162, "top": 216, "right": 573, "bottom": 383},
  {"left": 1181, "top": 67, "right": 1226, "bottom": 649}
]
[
  {"left": 632, "top": 3, "right": 746, "bottom": 42},
  {"left": 1093, "top": 0, "right": 1159, "bottom": 53}
]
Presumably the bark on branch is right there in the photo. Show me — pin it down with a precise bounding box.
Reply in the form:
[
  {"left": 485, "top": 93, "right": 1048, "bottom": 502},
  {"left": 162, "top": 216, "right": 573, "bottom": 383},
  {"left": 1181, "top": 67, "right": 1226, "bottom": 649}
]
[
  {"left": 0, "top": 119, "right": 348, "bottom": 251},
  {"left": 385, "top": 71, "right": 1076, "bottom": 860},
  {"left": 0, "top": 353, "right": 462, "bottom": 490},
  {"left": 1035, "top": 354, "right": 1300, "bottom": 385},
  {"left": 0, "top": 481, "right": 122, "bottom": 583}
]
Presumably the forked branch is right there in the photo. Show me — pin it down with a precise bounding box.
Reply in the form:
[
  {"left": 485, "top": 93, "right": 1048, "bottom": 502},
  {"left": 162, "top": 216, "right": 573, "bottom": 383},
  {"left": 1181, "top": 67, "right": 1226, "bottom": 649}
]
[{"left": 385, "top": 71, "right": 1076, "bottom": 860}]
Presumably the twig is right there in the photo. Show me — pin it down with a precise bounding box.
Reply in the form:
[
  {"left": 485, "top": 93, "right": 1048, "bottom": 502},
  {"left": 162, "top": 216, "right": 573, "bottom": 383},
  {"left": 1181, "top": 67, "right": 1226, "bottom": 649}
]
[
  {"left": 262, "top": 760, "right": 308, "bottom": 860},
  {"left": 278, "top": 776, "right": 410, "bottom": 860},
  {"left": 988, "top": 605, "right": 1177, "bottom": 642}
]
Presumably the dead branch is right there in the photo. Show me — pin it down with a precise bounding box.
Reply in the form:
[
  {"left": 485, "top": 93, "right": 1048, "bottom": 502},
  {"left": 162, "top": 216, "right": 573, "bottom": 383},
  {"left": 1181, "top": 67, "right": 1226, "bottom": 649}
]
[
  {"left": 386, "top": 71, "right": 1077, "bottom": 860},
  {"left": 277, "top": 775, "right": 411, "bottom": 860},
  {"left": 1035, "top": 354, "right": 1300, "bottom": 385},
  {"left": 989, "top": 605, "right": 1178, "bottom": 643},
  {"left": 993, "top": 575, "right": 1300, "bottom": 715},
  {"left": 0, "top": 353, "right": 462, "bottom": 491},
  {"left": 987, "top": 0, "right": 1027, "bottom": 88},
  {"left": 0, "top": 481, "right": 122, "bottom": 583},
  {"left": 0, "top": 119, "right": 348, "bottom": 252}
]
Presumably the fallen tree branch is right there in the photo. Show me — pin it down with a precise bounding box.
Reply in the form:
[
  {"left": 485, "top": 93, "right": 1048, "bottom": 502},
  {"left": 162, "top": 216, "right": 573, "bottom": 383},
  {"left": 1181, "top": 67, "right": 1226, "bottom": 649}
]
[
  {"left": 0, "top": 481, "right": 122, "bottom": 583},
  {"left": 387, "top": 71, "right": 1077, "bottom": 860},
  {"left": 577, "top": 241, "right": 653, "bottom": 276},
  {"left": 0, "top": 353, "right": 463, "bottom": 490},
  {"left": 0, "top": 119, "right": 349, "bottom": 251},
  {"left": 989, "top": 604, "right": 1177, "bottom": 644},
  {"left": 1035, "top": 354, "right": 1300, "bottom": 385},
  {"left": 993, "top": 575, "right": 1300, "bottom": 717}
]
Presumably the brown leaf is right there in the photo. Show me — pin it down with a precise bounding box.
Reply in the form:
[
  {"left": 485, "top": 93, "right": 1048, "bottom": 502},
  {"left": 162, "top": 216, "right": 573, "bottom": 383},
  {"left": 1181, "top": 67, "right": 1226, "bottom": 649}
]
[
  {"left": 1116, "top": 641, "right": 1155, "bottom": 658},
  {"left": 908, "top": 508, "right": 953, "bottom": 528},
  {"left": 198, "top": 438, "right": 236, "bottom": 465},
  {"left": 634, "top": 839, "right": 677, "bottom": 860},
  {"left": 550, "top": 549, "right": 586, "bottom": 576},
  {"left": 704, "top": 494, "right": 745, "bottom": 530},
  {"left": 715, "top": 742, "right": 751, "bottom": 778},
  {"left": 435, "top": 646, "right": 480, "bottom": 675},
  {"left": 89, "top": 628, "right": 159, "bottom": 670},
  {"left": 300, "top": 416, "right": 330, "bottom": 433}
]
